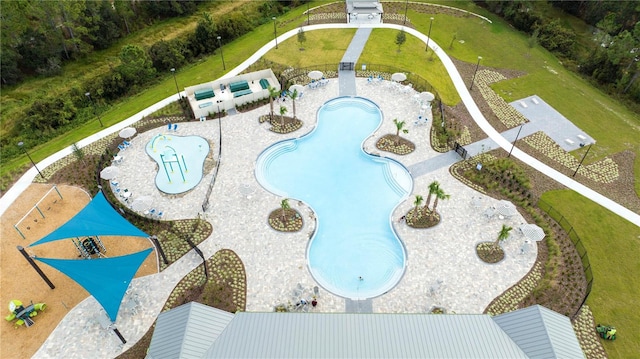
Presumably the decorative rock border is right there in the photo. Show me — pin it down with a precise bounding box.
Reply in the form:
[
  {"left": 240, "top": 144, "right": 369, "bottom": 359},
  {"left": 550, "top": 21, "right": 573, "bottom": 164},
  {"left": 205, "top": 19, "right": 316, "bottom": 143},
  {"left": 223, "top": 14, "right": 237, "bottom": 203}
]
[
  {"left": 522, "top": 132, "right": 619, "bottom": 183},
  {"left": 476, "top": 70, "right": 528, "bottom": 129}
]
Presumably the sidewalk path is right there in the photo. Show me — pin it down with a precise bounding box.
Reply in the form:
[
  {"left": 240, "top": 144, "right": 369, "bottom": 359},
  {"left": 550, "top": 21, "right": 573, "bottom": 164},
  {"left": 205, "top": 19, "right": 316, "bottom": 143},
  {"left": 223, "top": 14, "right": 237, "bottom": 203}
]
[{"left": 338, "top": 28, "right": 372, "bottom": 96}]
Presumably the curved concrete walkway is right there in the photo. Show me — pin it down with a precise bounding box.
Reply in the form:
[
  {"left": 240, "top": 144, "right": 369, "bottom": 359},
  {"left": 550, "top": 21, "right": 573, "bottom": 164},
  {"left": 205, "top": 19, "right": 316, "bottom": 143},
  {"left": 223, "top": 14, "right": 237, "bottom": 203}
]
[{"left": 0, "top": 20, "right": 634, "bottom": 359}]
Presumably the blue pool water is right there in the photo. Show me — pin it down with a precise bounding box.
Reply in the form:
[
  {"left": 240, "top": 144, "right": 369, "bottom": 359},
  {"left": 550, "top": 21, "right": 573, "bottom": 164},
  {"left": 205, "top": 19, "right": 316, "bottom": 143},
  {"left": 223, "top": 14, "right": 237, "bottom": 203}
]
[
  {"left": 146, "top": 134, "right": 209, "bottom": 194},
  {"left": 256, "top": 97, "right": 413, "bottom": 299}
]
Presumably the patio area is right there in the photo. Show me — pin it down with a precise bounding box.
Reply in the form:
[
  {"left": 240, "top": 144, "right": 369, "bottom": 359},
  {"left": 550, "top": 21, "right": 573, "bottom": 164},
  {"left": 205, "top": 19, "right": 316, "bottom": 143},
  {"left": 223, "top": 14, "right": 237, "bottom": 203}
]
[{"left": 33, "top": 78, "right": 538, "bottom": 358}]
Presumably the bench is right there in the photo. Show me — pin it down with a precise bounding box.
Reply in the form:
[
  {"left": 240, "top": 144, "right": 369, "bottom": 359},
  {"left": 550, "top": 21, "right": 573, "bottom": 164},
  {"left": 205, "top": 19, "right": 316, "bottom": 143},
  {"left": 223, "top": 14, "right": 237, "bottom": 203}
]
[
  {"left": 259, "top": 78, "right": 270, "bottom": 89},
  {"left": 198, "top": 102, "right": 213, "bottom": 108},
  {"left": 229, "top": 80, "right": 250, "bottom": 93},
  {"left": 194, "top": 88, "right": 215, "bottom": 100},
  {"left": 519, "top": 101, "right": 528, "bottom": 108},
  {"left": 531, "top": 97, "right": 539, "bottom": 105},
  {"left": 233, "top": 89, "right": 253, "bottom": 98},
  {"left": 565, "top": 138, "right": 575, "bottom": 145},
  {"left": 577, "top": 134, "right": 587, "bottom": 141}
]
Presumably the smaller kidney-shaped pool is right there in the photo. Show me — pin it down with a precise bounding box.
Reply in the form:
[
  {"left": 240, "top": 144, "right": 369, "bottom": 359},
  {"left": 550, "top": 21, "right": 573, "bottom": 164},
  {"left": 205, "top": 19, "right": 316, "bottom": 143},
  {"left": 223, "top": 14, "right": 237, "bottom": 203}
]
[{"left": 146, "top": 134, "right": 209, "bottom": 194}]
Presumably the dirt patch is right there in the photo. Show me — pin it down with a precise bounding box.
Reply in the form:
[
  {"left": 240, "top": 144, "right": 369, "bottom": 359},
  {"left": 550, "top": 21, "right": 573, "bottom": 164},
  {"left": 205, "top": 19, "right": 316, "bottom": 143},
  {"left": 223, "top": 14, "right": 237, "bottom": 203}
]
[{"left": 0, "top": 184, "right": 157, "bottom": 359}]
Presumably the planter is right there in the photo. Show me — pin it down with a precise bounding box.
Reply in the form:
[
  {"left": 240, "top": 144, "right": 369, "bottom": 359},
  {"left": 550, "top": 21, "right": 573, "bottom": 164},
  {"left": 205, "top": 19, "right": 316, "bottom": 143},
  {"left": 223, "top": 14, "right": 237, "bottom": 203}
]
[{"left": 475, "top": 241, "right": 505, "bottom": 264}]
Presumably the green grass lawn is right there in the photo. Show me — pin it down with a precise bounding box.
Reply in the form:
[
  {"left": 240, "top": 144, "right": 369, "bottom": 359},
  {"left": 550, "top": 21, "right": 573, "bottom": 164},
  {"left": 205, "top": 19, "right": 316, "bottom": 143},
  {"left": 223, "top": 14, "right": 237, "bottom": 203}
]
[
  {"left": 359, "top": 28, "right": 459, "bottom": 105},
  {"left": 263, "top": 28, "right": 357, "bottom": 68},
  {"left": 541, "top": 190, "right": 640, "bottom": 359}
]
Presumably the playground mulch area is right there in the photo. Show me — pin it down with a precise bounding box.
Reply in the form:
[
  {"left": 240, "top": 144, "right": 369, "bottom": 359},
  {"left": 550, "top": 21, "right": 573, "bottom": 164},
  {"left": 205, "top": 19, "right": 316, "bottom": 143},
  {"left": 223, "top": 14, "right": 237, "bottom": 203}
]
[{"left": 0, "top": 184, "right": 157, "bottom": 359}]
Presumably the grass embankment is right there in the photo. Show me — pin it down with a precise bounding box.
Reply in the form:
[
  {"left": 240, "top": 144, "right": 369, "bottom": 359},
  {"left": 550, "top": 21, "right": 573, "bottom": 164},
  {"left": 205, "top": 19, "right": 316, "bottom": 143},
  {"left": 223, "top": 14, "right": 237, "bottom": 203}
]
[
  {"left": 406, "top": 4, "right": 640, "bottom": 195},
  {"left": 0, "top": 1, "right": 308, "bottom": 182},
  {"left": 541, "top": 190, "right": 640, "bottom": 359}
]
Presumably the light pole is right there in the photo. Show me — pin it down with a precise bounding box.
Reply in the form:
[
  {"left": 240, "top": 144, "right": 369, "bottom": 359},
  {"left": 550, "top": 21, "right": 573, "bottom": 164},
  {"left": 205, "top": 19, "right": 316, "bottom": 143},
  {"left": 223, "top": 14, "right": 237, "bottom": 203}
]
[
  {"left": 18, "top": 141, "right": 44, "bottom": 180},
  {"left": 272, "top": 17, "right": 278, "bottom": 49},
  {"left": 403, "top": 0, "right": 408, "bottom": 25},
  {"left": 170, "top": 68, "right": 180, "bottom": 99},
  {"left": 469, "top": 56, "right": 482, "bottom": 91},
  {"left": 508, "top": 124, "right": 524, "bottom": 158},
  {"left": 217, "top": 36, "right": 226, "bottom": 70},
  {"left": 573, "top": 143, "right": 593, "bottom": 177},
  {"left": 425, "top": 17, "right": 434, "bottom": 52},
  {"left": 84, "top": 92, "right": 104, "bottom": 127}
]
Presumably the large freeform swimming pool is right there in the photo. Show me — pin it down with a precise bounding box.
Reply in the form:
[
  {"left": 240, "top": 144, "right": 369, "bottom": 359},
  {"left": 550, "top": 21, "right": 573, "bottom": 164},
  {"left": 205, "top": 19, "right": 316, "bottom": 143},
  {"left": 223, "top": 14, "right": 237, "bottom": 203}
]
[{"left": 256, "top": 97, "right": 413, "bottom": 299}]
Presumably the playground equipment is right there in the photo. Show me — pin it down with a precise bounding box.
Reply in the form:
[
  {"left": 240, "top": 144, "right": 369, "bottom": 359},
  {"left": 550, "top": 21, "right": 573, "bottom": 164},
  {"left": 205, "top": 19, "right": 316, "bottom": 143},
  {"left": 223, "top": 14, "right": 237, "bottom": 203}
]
[
  {"left": 5, "top": 300, "right": 47, "bottom": 328},
  {"left": 596, "top": 324, "right": 617, "bottom": 340},
  {"left": 13, "top": 185, "right": 63, "bottom": 239},
  {"left": 70, "top": 236, "right": 107, "bottom": 259}
]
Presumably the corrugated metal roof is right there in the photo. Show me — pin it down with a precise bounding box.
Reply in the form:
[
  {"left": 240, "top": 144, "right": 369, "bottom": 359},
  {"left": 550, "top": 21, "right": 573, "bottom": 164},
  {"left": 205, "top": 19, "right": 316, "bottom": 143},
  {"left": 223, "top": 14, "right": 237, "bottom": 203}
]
[
  {"left": 204, "top": 312, "right": 528, "bottom": 358},
  {"left": 147, "top": 302, "right": 234, "bottom": 359},
  {"left": 493, "top": 305, "right": 584, "bottom": 358}
]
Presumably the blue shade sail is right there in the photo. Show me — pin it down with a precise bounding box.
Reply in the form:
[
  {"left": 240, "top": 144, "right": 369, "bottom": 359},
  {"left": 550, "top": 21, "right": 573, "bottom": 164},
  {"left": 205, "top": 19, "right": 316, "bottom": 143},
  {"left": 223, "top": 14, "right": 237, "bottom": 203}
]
[
  {"left": 35, "top": 248, "right": 153, "bottom": 321},
  {"left": 29, "top": 191, "right": 148, "bottom": 247}
]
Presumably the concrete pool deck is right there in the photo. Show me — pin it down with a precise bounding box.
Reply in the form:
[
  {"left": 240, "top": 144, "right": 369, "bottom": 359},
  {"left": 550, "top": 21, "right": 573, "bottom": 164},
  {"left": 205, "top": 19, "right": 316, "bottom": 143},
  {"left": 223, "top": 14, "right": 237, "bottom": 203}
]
[{"left": 33, "top": 78, "right": 537, "bottom": 358}]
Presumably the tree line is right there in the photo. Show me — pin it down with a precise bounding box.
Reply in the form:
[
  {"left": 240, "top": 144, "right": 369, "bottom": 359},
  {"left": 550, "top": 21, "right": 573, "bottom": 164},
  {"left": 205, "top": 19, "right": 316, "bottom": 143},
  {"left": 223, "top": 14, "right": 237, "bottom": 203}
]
[
  {"left": 1, "top": 0, "right": 305, "bottom": 163},
  {"left": 473, "top": 0, "right": 640, "bottom": 104}
]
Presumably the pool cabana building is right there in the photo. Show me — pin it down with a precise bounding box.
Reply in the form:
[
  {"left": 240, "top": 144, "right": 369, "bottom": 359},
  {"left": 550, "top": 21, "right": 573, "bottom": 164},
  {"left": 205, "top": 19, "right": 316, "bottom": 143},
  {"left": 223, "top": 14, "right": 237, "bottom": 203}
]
[{"left": 185, "top": 69, "right": 280, "bottom": 119}]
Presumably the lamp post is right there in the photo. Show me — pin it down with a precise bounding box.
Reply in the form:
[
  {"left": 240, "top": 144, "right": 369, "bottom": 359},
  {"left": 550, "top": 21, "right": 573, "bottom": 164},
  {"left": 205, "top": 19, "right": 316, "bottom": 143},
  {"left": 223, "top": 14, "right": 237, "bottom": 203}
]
[
  {"left": 425, "top": 17, "right": 434, "bottom": 51},
  {"left": 170, "top": 68, "right": 180, "bottom": 99},
  {"left": 573, "top": 143, "right": 593, "bottom": 177},
  {"left": 18, "top": 141, "right": 44, "bottom": 180},
  {"left": 272, "top": 17, "right": 278, "bottom": 49},
  {"left": 469, "top": 56, "right": 482, "bottom": 91},
  {"left": 216, "top": 36, "right": 226, "bottom": 70},
  {"left": 84, "top": 92, "right": 103, "bottom": 127},
  {"left": 403, "top": 0, "right": 408, "bottom": 25},
  {"left": 508, "top": 124, "right": 524, "bottom": 158}
]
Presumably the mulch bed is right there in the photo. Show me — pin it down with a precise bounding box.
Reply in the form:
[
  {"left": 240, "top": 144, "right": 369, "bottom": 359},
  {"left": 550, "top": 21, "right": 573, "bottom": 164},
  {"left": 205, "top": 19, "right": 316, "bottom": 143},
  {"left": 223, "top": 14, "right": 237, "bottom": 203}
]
[
  {"left": 376, "top": 135, "right": 416, "bottom": 155},
  {"left": 268, "top": 208, "right": 303, "bottom": 232}
]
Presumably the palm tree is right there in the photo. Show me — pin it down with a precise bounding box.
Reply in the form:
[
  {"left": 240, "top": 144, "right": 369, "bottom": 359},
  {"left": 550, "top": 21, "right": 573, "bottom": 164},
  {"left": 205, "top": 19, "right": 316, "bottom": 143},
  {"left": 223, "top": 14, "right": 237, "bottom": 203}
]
[
  {"left": 495, "top": 224, "right": 513, "bottom": 246},
  {"left": 431, "top": 187, "right": 450, "bottom": 215},
  {"left": 425, "top": 181, "right": 440, "bottom": 210},
  {"left": 393, "top": 118, "right": 408, "bottom": 145},
  {"left": 280, "top": 198, "right": 290, "bottom": 222},
  {"left": 413, "top": 195, "right": 423, "bottom": 217},
  {"left": 267, "top": 85, "right": 280, "bottom": 121},
  {"left": 287, "top": 89, "right": 299, "bottom": 119},
  {"left": 279, "top": 105, "right": 288, "bottom": 127}
]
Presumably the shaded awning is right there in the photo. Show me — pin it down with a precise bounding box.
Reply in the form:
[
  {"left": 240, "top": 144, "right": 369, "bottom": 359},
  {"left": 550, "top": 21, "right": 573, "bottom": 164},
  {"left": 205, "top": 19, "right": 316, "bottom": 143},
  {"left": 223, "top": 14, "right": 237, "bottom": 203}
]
[
  {"left": 29, "top": 191, "right": 148, "bottom": 247},
  {"left": 35, "top": 248, "right": 152, "bottom": 322}
]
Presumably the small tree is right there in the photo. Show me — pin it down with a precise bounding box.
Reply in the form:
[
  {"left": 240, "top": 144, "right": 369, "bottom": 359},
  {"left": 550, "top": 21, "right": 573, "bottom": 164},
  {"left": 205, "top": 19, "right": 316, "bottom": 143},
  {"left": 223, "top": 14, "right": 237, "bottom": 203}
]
[
  {"left": 425, "top": 181, "right": 440, "bottom": 210},
  {"left": 287, "top": 89, "right": 299, "bottom": 119},
  {"left": 281, "top": 198, "right": 290, "bottom": 222},
  {"left": 297, "top": 28, "right": 307, "bottom": 50},
  {"left": 71, "top": 142, "right": 85, "bottom": 164},
  {"left": 279, "top": 105, "right": 288, "bottom": 126},
  {"left": 395, "top": 29, "right": 406, "bottom": 52},
  {"left": 495, "top": 224, "right": 513, "bottom": 246},
  {"left": 413, "top": 195, "right": 423, "bottom": 217},
  {"left": 393, "top": 118, "right": 408, "bottom": 145},
  {"left": 267, "top": 85, "right": 279, "bottom": 121},
  {"left": 431, "top": 187, "right": 449, "bottom": 215}
]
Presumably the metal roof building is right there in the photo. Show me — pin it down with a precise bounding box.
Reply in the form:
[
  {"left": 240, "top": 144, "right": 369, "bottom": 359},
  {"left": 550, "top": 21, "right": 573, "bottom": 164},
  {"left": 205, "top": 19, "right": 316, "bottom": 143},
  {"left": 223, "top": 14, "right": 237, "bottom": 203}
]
[
  {"left": 147, "top": 302, "right": 234, "bottom": 359},
  {"left": 147, "top": 304, "right": 584, "bottom": 358},
  {"left": 493, "top": 305, "right": 585, "bottom": 358}
]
